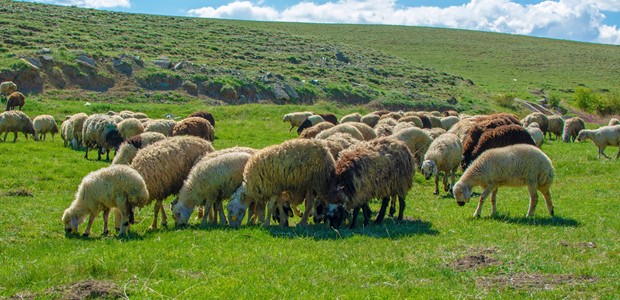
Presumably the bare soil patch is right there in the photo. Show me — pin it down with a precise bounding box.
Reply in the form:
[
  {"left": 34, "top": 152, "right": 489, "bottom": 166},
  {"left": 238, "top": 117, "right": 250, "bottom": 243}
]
[
  {"left": 477, "top": 273, "right": 598, "bottom": 291},
  {"left": 449, "top": 248, "right": 500, "bottom": 271},
  {"left": 3, "top": 189, "right": 34, "bottom": 197},
  {"left": 10, "top": 280, "right": 124, "bottom": 300}
]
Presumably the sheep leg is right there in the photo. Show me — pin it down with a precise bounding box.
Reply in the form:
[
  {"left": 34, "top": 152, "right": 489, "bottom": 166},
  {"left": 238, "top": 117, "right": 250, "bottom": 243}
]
[
  {"left": 449, "top": 167, "right": 458, "bottom": 193},
  {"left": 264, "top": 196, "right": 278, "bottom": 227},
  {"left": 217, "top": 202, "right": 227, "bottom": 226},
  {"left": 119, "top": 205, "right": 131, "bottom": 237},
  {"left": 599, "top": 146, "right": 610, "bottom": 159},
  {"left": 208, "top": 204, "right": 217, "bottom": 225},
  {"left": 149, "top": 200, "right": 161, "bottom": 230},
  {"left": 473, "top": 186, "right": 493, "bottom": 218},
  {"left": 298, "top": 190, "right": 314, "bottom": 227},
  {"left": 616, "top": 147, "right": 620, "bottom": 160},
  {"left": 277, "top": 198, "right": 288, "bottom": 228},
  {"left": 257, "top": 202, "right": 266, "bottom": 225},
  {"left": 3, "top": 132, "right": 7, "bottom": 142},
  {"left": 375, "top": 197, "right": 390, "bottom": 225},
  {"left": 526, "top": 184, "right": 539, "bottom": 217},
  {"left": 388, "top": 196, "right": 396, "bottom": 218},
  {"left": 160, "top": 200, "right": 168, "bottom": 226},
  {"left": 102, "top": 208, "right": 110, "bottom": 236},
  {"left": 113, "top": 208, "right": 121, "bottom": 232},
  {"left": 540, "top": 187, "right": 554, "bottom": 216},
  {"left": 84, "top": 146, "right": 89, "bottom": 159},
  {"left": 397, "top": 194, "right": 406, "bottom": 222},
  {"left": 196, "top": 205, "right": 205, "bottom": 220},
  {"left": 433, "top": 173, "right": 440, "bottom": 195},
  {"left": 362, "top": 204, "right": 371, "bottom": 227},
  {"left": 442, "top": 172, "right": 450, "bottom": 193},
  {"left": 83, "top": 212, "right": 97, "bottom": 237},
  {"left": 489, "top": 188, "right": 498, "bottom": 217},
  {"left": 12, "top": 132, "right": 18, "bottom": 143},
  {"left": 350, "top": 207, "right": 360, "bottom": 229}
]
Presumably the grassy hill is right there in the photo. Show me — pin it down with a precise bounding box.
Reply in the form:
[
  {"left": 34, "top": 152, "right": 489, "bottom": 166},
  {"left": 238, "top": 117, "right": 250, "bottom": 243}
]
[{"left": 1, "top": 1, "right": 618, "bottom": 113}]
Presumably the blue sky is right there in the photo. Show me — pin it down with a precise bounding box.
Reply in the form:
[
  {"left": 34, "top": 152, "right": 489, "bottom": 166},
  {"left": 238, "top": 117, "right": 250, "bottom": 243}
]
[{"left": 17, "top": 0, "right": 620, "bottom": 45}]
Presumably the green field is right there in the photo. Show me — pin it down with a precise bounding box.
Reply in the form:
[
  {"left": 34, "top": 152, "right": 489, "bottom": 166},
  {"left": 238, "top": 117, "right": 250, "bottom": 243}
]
[{"left": 1, "top": 100, "right": 619, "bottom": 298}]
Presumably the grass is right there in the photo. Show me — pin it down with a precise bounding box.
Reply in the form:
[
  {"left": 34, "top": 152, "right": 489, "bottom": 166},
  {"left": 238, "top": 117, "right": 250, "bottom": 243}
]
[{"left": 1, "top": 101, "right": 619, "bottom": 298}]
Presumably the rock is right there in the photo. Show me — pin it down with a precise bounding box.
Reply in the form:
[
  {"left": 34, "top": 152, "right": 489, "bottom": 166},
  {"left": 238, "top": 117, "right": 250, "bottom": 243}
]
[
  {"left": 182, "top": 81, "right": 198, "bottom": 96},
  {"left": 40, "top": 48, "right": 52, "bottom": 54},
  {"left": 311, "top": 80, "right": 320, "bottom": 85},
  {"left": 335, "top": 51, "right": 350, "bottom": 63},
  {"left": 273, "top": 84, "right": 290, "bottom": 101},
  {"left": 282, "top": 84, "right": 299, "bottom": 100},
  {"left": 40, "top": 55, "right": 54, "bottom": 62},
  {"left": 21, "top": 58, "right": 41, "bottom": 70},
  {"left": 113, "top": 57, "right": 132, "bottom": 76},
  {"left": 76, "top": 55, "right": 96, "bottom": 69},
  {"left": 152, "top": 56, "right": 172, "bottom": 69},
  {"left": 173, "top": 61, "right": 187, "bottom": 71}
]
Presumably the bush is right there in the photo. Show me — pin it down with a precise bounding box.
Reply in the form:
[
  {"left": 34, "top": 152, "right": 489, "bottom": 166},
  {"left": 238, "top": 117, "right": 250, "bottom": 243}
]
[
  {"left": 548, "top": 93, "right": 561, "bottom": 108},
  {"left": 573, "top": 87, "right": 596, "bottom": 111},
  {"left": 493, "top": 92, "right": 516, "bottom": 109}
]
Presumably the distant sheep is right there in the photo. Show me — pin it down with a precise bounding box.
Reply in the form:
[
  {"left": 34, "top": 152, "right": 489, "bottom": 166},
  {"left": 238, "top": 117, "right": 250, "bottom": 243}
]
[
  {"left": 608, "top": 118, "right": 619, "bottom": 126},
  {"left": 392, "top": 122, "right": 416, "bottom": 135},
  {"left": 316, "top": 123, "right": 364, "bottom": 141},
  {"left": 65, "top": 113, "right": 88, "bottom": 149},
  {"left": 577, "top": 125, "right": 620, "bottom": 159},
  {"left": 526, "top": 123, "right": 544, "bottom": 148},
  {"left": 111, "top": 132, "right": 167, "bottom": 165},
  {"left": 144, "top": 119, "right": 177, "bottom": 136},
  {"left": 374, "top": 118, "right": 398, "bottom": 137},
  {"left": 0, "top": 110, "right": 37, "bottom": 142},
  {"left": 62, "top": 165, "right": 149, "bottom": 237},
  {"left": 440, "top": 116, "right": 460, "bottom": 131},
  {"left": 296, "top": 115, "right": 325, "bottom": 135},
  {"left": 5, "top": 92, "right": 25, "bottom": 111},
  {"left": 131, "top": 136, "right": 214, "bottom": 230},
  {"left": 172, "top": 117, "right": 215, "bottom": 142},
  {"left": 298, "top": 122, "right": 334, "bottom": 139},
  {"left": 390, "top": 127, "right": 433, "bottom": 165},
  {"left": 562, "top": 117, "right": 586, "bottom": 143},
  {"left": 117, "top": 118, "right": 144, "bottom": 140},
  {"left": 453, "top": 144, "right": 554, "bottom": 218},
  {"left": 345, "top": 122, "right": 377, "bottom": 141},
  {"left": 82, "top": 114, "right": 122, "bottom": 161},
  {"left": 463, "top": 124, "right": 535, "bottom": 170},
  {"left": 60, "top": 116, "right": 71, "bottom": 146},
  {"left": 522, "top": 112, "right": 549, "bottom": 135},
  {"left": 318, "top": 113, "right": 338, "bottom": 125},
  {"left": 398, "top": 116, "right": 423, "bottom": 128},
  {"left": 1, "top": 81, "right": 17, "bottom": 95},
  {"left": 546, "top": 115, "right": 564, "bottom": 140},
  {"left": 360, "top": 113, "right": 380, "bottom": 128},
  {"left": 283, "top": 111, "right": 313, "bottom": 132},
  {"left": 339, "top": 112, "right": 362, "bottom": 123},
  {"left": 188, "top": 110, "right": 216, "bottom": 127},
  {"left": 421, "top": 133, "right": 463, "bottom": 195},
  {"left": 33, "top": 114, "right": 59, "bottom": 141},
  {"left": 443, "top": 110, "right": 459, "bottom": 117}
]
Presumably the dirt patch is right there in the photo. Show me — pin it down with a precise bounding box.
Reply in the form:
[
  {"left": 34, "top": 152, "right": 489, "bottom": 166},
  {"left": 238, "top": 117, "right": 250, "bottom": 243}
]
[
  {"left": 477, "top": 273, "right": 598, "bottom": 291},
  {"left": 3, "top": 189, "right": 34, "bottom": 197},
  {"left": 11, "top": 280, "right": 124, "bottom": 300},
  {"left": 449, "top": 248, "right": 500, "bottom": 271}
]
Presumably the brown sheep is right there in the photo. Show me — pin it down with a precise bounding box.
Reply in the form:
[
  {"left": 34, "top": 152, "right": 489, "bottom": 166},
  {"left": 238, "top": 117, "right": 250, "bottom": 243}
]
[
  {"left": 188, "top": 111, "right": 216, "bottom": 127},
  {"left": 462, "top": 124, "right": 535, "bottom": 170},
  {"left": 172, "top": 117, "right": 215, "bottom": 142},
  {"left": 5, "top": 92, "right": 25, "bottom": 111}
]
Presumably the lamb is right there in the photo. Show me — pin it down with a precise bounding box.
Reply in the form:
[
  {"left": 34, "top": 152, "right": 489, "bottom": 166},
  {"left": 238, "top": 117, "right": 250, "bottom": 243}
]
[
  {"left": 421, "top": 133, "right": 463, "bottom": 195},
  {"left": 81, "top": 114, "right": 122, "bottom": 161},
  {"left": 463, "top": 124, "right": 535, "bottom": 170},
  {"left": 296, "top": 115, "right": 325, "bottom": 135},
  {"left": 144, "top": 119, "right": 177, "bottom": 136},
  {"left": 111, "top": 132, "right": 167, "bottom": 165},
  {"left": 390, "top": 127, "right": 433, "bottom": 165},
  {"left": 562, "top": 117, "right": 586, "bottom": 143},
  {"left": 227, "top": 139, "right": 336, "bottom": 227},
  {"left": 325, "top": 137, "right": 414, "bottom": 229},
  {"left": 339, "top": 112, "right": 362, "bottom": 123},
  {"left": 172, "top": 152, "right": 252, "bottom": 227},
  {"left": 452, "top": 144, "right": 555, "bottom": 218},
  {"left": 116, "top": 118, "right": 144, "bottom": 140},
  {"left": 62, "top": 165, "right": 150, "bottom": 237},
  {"left": 522, "top": 112, "right": 549, "bottom": 135},
  {"left": 188, "top": 110, "right": 216, "bottom": 127},
  {"left": 0, "top": 81, "right": 17, "bottom": 96},
  {"left": 360, "top": 113, "right": 380, "bottom": 128},
  {"left": 577, "top": 125, "right": 620, "bottom": 159},
  {"left": 608, "top": 118, "right": 619, "bottom": 126},
  {"left": 298, "top": 122, "right": 334, "bottom": 139},
  {"left": 33, "top": 114, "right": 59, "bottom": 141},
  {"left": 315, "top": 123, "right": 364, "bottom": 141},
  {"left": 283, "top": 111, "right": 314, "bottom": 132},
  {"left": 526, "top": 122, "right": 544, "bottom": 148},
  {"left": 546, "top": 115, "right": 564, "bottom": 140},
  {"left": 172, "top": 117, "right": 215, "bottom": 142},
  {"left": 131, "top": 136, "right": 214, "bottom": 229},
  {"left": 5, "top": 92, "right": 25, "bottom": 111},
  {"left": 65, "top": 113, "right": 88, "bottom": 149},
  {"left": 0, "top": 110, "right": 38, "bottom": 142}
]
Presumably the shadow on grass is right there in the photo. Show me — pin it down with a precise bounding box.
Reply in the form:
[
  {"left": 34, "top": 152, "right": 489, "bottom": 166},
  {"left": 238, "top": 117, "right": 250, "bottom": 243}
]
[{"left": 488, "top": 213, "right": 580, "bottom": 227}]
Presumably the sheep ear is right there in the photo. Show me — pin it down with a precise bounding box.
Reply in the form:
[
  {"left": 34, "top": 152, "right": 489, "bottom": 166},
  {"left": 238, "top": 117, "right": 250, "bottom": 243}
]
[{"left": 432, "top": 162, "right": 438, "bottom": 174}]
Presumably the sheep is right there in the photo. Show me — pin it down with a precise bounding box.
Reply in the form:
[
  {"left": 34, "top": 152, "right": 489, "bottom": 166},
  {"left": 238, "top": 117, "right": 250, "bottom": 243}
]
[
  {"left": 172, "top": 152, "right": 252, "bottom": 227},
  {"left": 326, "top": 137, "right": 414, "bottom": 229},
  {"left": 463, "top": 124, "right": 535, "bottom": 170},
  {"left": 372, "top": 110, "right": 390, "bottom": 116},
  {"left": 577, "top": 125, "right": 620, "bottom": 159},
  {"left": 398, "top": 116, "right": 423, "bottom": 128},
  {"left": 526, "top": 122, "right": 544, "bottom": 148},
  {"left": 188, "top": 110, "right": 216, "bottom": 127},
  {"left": 608, "top": 118, "right": 620, "bottom": 126},
  {"left": 440, "top": 116, "right": 460, "bottom": 131},
  {"left": 131, "top": 136, "right": 214, "bottom": 230},
  {"left": 448, "top": 118, "right": 476, "bottom": 144},
  {"left": 318, "top": 113, "right": 338, "bottom": 125},
  {"left": 374, "top": 118, "right": 398, "bottom": 137},
  {"left": 345, "top": 122, "right": 377, "bottom": 141},
  {"left": 319, "top": 132, "right": 361, "bottom": 159},
  {"left": 390, "top": 127, "right": 433, "bottom": 166},
  {"left": 0, "top": 110, "right": 38, "bottom": 142},
  {"left": 425, "top": 127, "right": 446, "bottom": 139},
  {"left": 117, "top": 118, "right": 144, "bottom": 140},
  {"left": 298, "top": 122, "right": 334, "bottom": 139},
  {"left": 522, "top": 112, "right": 549, "bottom": 135},
  {"left": 546, "top": 115, "right": 564, "bottom": 140},
  {"left": 82, "top": 114, "right": 122, "bottom": 161},
  {"left": 339, "top": 112, "right": 362, "bottom": 123},
  {"left": 405, "top": 113, "right": 431, "bottom": 128},
  {"left": 5, "top": 92, "right": 25, "bottom": 111},
  {"left": 61, "top": 115, "right": 71, "bottom": 146},
  {"left": 453, "top": 144, "right": 555, "bottom": 218},
  {"left": 62, "top": 165, "right": 150, "bottom": 237},
  {"left": 360, "top": 113, "right": 380, "bottom": 128},
  {"left": 315, "top": 123, "right": 364, "bottom": 141},
  {"left": 111, "top": 132, "right": 167, "bottom": 165},
  {"left": 562, "top": 117, "right": 586, "bottom": 143},
  {"left": 227, "top": 139, "right": 336, "bottom": 228},
  {"left": 378, "top": 112, "right": 402, "bottom": 122},
  {"left": 144, "top": 119, "right": 177, "bottom": 136},
  {"left": 461, "top": 116, "right": 522, "bottom": 170},
  {"left": 443, "top": 110, "right": 459, "bottom": 117},
  {"left": 428, "top": 115, "right": 443, "bottom": 128},
  {"left": 0, "top": 81, "right": 17, "bottom": 96},
  {"left": 172, "top": 117, "right": 215, "bottom": 142},
  {"left": 421, "top": 133, "right": 463, "bottom": 195},
  {"left": 296, "top": 115, "right": 325, "bottom": 135},
  {"left": 392, "top": 122, "right": 416, "bottom": 135},
  {"left": 283, "top": 111, "right": 314, "bottom": 132},
  {"left": 65, "top": 112, "right": 88, "bottom": 149},
  {"left": 33, "top": 114, "right": 59, "bottom": 141}
]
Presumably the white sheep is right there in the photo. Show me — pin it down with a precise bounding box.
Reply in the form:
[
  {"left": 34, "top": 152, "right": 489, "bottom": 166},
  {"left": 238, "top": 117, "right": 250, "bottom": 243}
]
[
  {"left": 283, "top": 111, "right": 314, "bottom": 132},
  {"left": 452, "top": 144, "right": 555, "bottom": 218},
  {"left": 62, "top": 165, "right": 149, "bottom": 237},
  {"left": 111, "top": 132, "right": 167, "bottom": 165},
  {"left": 60, "top": 115, "right": 71, "bottom": 146},
  {"left": 360, "top": 113, "right": 380, "bottom": 128},
  {"left": 440, "top": 116, "right": 460, "bottom": 131},
  {"left": 172, "top": 152, "right": 252, "bottom": 227},
  {"left": 608, "top": 118, "right": 620, "bottom": 126},
  {"left": 33, "top": 115, "right": 59, "bottom": 141},
  {"left": 117, "top": 118, "right": 144, "bottom": 140},
  {"left": 562, "top": 117, "right": 585, "bottom": 143},
  {"left": 390, "top": 127, "right": 433, "bottom": 165},
  {"left": 526, "top": 122, "right": 544, "bottom": 148},
  {"left": 339, "top": 112, "right": 362, "bottom": 124},
  {"left": 577, "top": 125, "right": 620, "bottom": 159},
  {"left": 315, "top": 123, "right": 365, "bottom": 141},
  {"left": 345, "top": 122, "right": 377, "bottom": 140},
  {"left": 546, "top": 115, "right": 564, "bottom": 140},
  {"left": 65, "top": 113, "right": 88, "bottom": 149},
  {"left": 81, "top": 114, "right": 122, "bottom": 161},
  {"left": 421, "top": 133, "right": 463, "bottom": 195},
  {"left": 143, "top": 119, "right": 177, "bottom": 136},
  {"left": 0, "top": 110, "right": 38, "bottom": 142}
]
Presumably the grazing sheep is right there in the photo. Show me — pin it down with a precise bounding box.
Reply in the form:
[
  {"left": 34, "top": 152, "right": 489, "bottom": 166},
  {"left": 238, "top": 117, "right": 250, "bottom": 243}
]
[
  {"left": 5, "top": 92, "right": 25, "bottom": 111},
  {"left": 546, "top": 115, "right": 564, "bottom": 140},
  {"left": 453, "top": 144, "right": 554, "bottom": 218},
  {"left": 421, "top": 133, "right": 463, "bottom": 195},
  {"left": 111, "top": 132, "right": 167, "bottom": 165},
  {"left": 298, "top": 122, "right": 334, "bottom": 139},
  {"left": 227, "top": 139, "right": 336, "bottom": 227},
  {"left": 0, "top": 110, "right": 38, "bottom": 142},
  {"left": 522, "top": 112, "right": 549, "bottom": 135},
  {"left": 318, "top": 113, "right": 338, "bottom": 125},
  {"left": 326, "top": 137, "right": 414, "bottom": 229},
  {"left": 117, "top": 118, "right": 144, "bottom": 140},
  {"left": 65, "top": 113, "right": 88, "bottom": 149},
  {"left": 82, "top": 114, "right": 122, "bottom": 161},
  {"left": 608, "top": 118, "right": 620, "bottom": 126},
  {"left": 345, "top": 122, "right": 377, "bottom": 141},
  {"left": 144, "top": 119, "right": 177, "bottom": 136},
  {"left": 319, "top": 132, "right": 361, "bottom": 159},
  {"left": 393, "top": 122, "right": 416, "bottom": 135},
  {"left": 61, "top": 115, "right": 71, "bottom": 146},
  {"left": 296, "top": 115, "right": 325, "bottom": 135},
  {"left": 425, "top": 127, "right": 446, "bottom": 139},
  {"left": 461, "top": 116, "right": 522, "bottom": 169},
  {"left": 427, "top": 115, "right": 443, "bottom": 128},
  {"left": 33, "top": 114, "right": 59, "bottom": 141},
  {"left": 131, "top": 136, "right": 214, "bottom": 230},
  {"left": 172, "top": 152, "right": 252, "bottom": 227},
  {"left": 463, "top": 124, "right": 535, "bottom": 170},
  {"left": 562, "top": 117, "right": 586, "bottom": 143},
  {"left": 283, "top": 111, "right": 314, "bottom": 132},
  {"left": 360, "top": 113, "right": 380, "bottom": 128},
  {"left": 443, "top": 110, "right": 459, "bottom": 117},
  {"left": 0, "top": 81, "right": 17, "bottom": 95},
  {"left": 577, "top": 125, "right": 620, "bottom": 159},
  {"left": 398, "top": 116, "right": 423, "bottom": 128},
  {"left": 526, "top": 123, "right": 544, "bottom": 148},
  {"left": 316, "top": 123, "right": 364, "bottom": 141},
  {"left": 62, "top": 165, "right": 150, "bottom": 237},
  {"left": 374, "top": 117, "right": 398, "bottom": 137},
  {"left": 188, "top": 110, "right": 216, "bottom": 127},
  {"left": 390, "top": 127, "right": 433, "bottom": 165},
  {"left": 172, "top": 117, "right": 215, "bottom": 142},
  {"left": 440, "top": 116, "right": 460, "bottom": 131},
  {"left": 340, "top": 112, "right": 362, "bottom": 124},
  {"left": 448, "top": 118, "right": 476, "bottom": 144},
  {"left": 133, "top": 112, "right": 148, "bottom": 119},
  {"left": 378, "top": 112, "right": 402, "bottom": 122}
]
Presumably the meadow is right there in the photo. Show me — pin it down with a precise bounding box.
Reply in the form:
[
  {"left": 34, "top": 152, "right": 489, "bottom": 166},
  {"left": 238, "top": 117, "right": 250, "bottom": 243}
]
[{"left": 0, "top": 99, "right": 618, "bottom": 299}]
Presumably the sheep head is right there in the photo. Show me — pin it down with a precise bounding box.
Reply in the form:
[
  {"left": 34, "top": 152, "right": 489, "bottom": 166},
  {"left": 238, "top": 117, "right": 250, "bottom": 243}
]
[
  {"left": 421, "top": 160, "right": 437, "bottom": 180},
  {"left": 62, "top": 209, "right": 83, "bottom": 234},
  {"left": 452, "top": 182, "right": 470, "bottom": 206},
  {"left": 171, "top": 201, "right": 192, "bottom": 227},
  {"left": 227, "top": 184, "right": 247, "bottom": 227},
  {"left": 576, "top": 130, "right": 588, "bottom": 142},
  {"left": 324, "top": 203, "right": 349, "bottom": 229}
]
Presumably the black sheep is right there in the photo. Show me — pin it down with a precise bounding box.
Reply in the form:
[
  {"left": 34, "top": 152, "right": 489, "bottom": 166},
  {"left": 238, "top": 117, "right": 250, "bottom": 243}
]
[{"left": 462, "top": 124, "right": 535, "bottom": 170}]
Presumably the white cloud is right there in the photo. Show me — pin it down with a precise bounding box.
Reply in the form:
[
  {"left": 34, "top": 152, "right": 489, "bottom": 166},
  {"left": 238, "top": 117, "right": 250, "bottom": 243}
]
[
  {"left": 29, "top": 0, "right": 130, "bottom": 8},
  {"left": 186, "top": 0, "right": 620, "bottom": 45}
]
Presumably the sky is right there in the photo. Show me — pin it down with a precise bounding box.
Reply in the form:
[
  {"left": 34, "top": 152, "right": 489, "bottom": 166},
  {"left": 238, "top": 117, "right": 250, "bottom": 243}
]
[{"left": 17, "top": 0, "right": 620, "bottom": 45}]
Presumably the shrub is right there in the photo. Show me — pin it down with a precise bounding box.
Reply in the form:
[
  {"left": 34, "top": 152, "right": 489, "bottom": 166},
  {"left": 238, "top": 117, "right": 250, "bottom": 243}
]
[
  {"left": 493, "top": 92, "right": 516, "bottom": 109},
  {"left": 573, "top": 87, "right": 596, "bottom": 111},
  {"left": 548, "top": 93, "right": 561, "bottom": 108}
]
